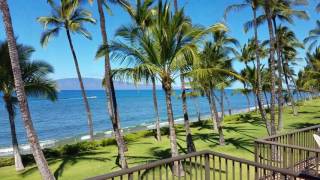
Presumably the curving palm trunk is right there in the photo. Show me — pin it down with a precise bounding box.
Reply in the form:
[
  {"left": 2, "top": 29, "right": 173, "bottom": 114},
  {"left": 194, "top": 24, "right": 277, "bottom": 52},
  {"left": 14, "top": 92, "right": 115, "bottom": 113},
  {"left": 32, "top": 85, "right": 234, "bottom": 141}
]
[
  {"left": 65, "top": 28, "right": 94, "bottom": 141},
  {"left": 264, "top": 0, "right": 277, "bottom": 135},
  {"left": 180, "top": 75, "right": 196, "bottom": 153},
  {"left": 151, "top": 77, "right": 161, "bottom": 141},
  {"left": 273, "top": 18, "right": 284, "bottom": 131},
  {"left": 0, "top": 1, "right": 55, "bottom": 179},
  {"left": 251, "top": 4, "right": 272, "bottom": 135},
  {"left": 207, "top": 90, "right": 224, "bottom": 145},
  {"left": 245, "top": 93, "right": 250, "bottom": 112},
  {"left": 220, "top": 88, "right": 225, "bottom": 118},
  {"left": 163, "top": 82, "right": 184, "bottom": 176},
  {"left": 97, "top": 0, "right": 127, "bottom": 168},
  {"left": 3, "top": 95, "right": 24, "bottom": 171},
  {"left": 224, "top": 91, "right": 232, "bottom": 115},
  {"left": 206, "top": 91, "right": 218, "bottom": 131}
]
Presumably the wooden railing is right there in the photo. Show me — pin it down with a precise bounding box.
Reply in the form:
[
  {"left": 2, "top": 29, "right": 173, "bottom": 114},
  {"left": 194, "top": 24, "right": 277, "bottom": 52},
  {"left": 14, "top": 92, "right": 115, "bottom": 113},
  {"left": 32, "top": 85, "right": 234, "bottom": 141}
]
[
  {"left": 255, "top": 125, "right": 320, "bottom": 178},
  {"left": 87, "top": 150, "right": 313, "bottom": 180}
]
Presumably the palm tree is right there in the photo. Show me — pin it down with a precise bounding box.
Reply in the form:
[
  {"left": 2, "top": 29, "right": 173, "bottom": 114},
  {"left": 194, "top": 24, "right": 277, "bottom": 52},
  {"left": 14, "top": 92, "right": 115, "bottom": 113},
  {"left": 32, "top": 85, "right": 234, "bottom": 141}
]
[
  {"left": 94, "top": 0, "right": 135, "bottom": 168},
  {"left": 244, "top": 0, "right": 309, "bottom": 131},
  {"left": 112, "top": 64, "right": 162, "bottom": 142},
  {"left": 191, "top": 30, "right": 240, "bottom": 145},
  {"left": 99, "top": 1, "right": 224, "bottom": 173},
  {"left": 225, "top": 0, "right": 272, "bottom": 135},
  {"left": 276, "top": 26, "right": 303, "bottom": 116},
  {"left": 0, "top": 0, "right": 55, "bottom": 179},
  {"left": 171, "top": 0, "right": 196, "bottom": 153},
  {"left": 297, "top": 48, "right": 320, "bottom": 95},
  {"left": 263, "top": 0, "right": 277, "bottom": 135},
  {"left": 38, "top": 0, "right": 96, "bottom": 141},
  {"left": 304, "top": 20, "right": 320, "bottom": 51},
  {"left": 0, "top": 41, "right": 57, "bottom": 172}
]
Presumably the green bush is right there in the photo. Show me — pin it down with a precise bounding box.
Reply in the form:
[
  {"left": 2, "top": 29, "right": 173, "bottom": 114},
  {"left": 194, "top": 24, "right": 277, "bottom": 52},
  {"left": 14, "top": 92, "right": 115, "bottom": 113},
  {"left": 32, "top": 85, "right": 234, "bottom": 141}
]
[
  {"left": 100, "top": 138, "right": 117, "bottom": 146},
  {"left": 60, "top": 141, "right": 98, "bottom": 156},
  {"left": 0, "top": 157, "right": 14, "bottom": 167}
]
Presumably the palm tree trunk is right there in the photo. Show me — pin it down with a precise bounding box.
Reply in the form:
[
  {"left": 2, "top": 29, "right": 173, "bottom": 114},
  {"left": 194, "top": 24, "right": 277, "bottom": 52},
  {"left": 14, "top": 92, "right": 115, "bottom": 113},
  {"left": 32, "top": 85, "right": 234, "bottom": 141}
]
[
  {"left": 264, "top": 90, "right": 270, "bottom": 110},
  {"left": 207, "top": 90, "right": 224, "bottom": 145},
  {"left": 245, "top": 94, "right": 250, "bottom": 112},
  {"left": 163, "top": 82, "right": 184, "bottom": 176},
  {"left": 252, "top": 5, "right": 272, "bottom": 135},
  {"left": 0, "top": 1, "right": 55, "bottom": 179},
  {"left": 3, "top": 95, "right": 24, "bottom": 171},
  {"left": 173, "top": 0, "right": 178, "bottom": 12},
  {"left": 224, "top": 90, "right": 232, "bottom": 115},
  {"left": 151, "top": 77, "right": 161, "bottom": 141},
  {"left": 206, "top": 91, "right": 217, "bottom": 131},
  {"left": 97, "top": 0, "right": 128, "bottom": 168},
  {"left": 65, "top": 28, "right": 94, "bottom": 141},
  {"left": 220, "top": 88, "right": 225, "bottom": 118},
  {"left": 180, "top": 75, "right": 195, "bottom": 153},
  {"left": 273, "top": 18, "right": 283, "bottom": 131},
  {"left": 283, "top": 60, "right": 298, "bottom": 116},
  {"left": 264, "top": 0, "right": 277, "bottom": 135}
]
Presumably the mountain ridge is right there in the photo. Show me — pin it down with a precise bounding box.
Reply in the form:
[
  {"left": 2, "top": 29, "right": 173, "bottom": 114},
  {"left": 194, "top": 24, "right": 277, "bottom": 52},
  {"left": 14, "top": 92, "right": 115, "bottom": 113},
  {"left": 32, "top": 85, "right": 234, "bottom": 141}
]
[{"left": 56, "top": 78, "right": 163, "bottom": 90}]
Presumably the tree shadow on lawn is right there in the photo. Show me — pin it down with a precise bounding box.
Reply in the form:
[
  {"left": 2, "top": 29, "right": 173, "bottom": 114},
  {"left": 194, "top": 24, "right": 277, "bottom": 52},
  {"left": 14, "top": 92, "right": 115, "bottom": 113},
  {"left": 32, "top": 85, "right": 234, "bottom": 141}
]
[
  {"left": 123, "top": 147, "right": 172, "bottom": 168},
  {"left": 288, "top": 122, "right": 319, "bottom": 129},
  {"left": 20, "top": 151, "right": 111, "bottom": 179},
  {"left": 227, "top": 114, "right": 265, "bottom": 127},
  {"left": 189, "top": 132, "right": 254, "bottom": 154},
  {"left": 298, "top": 110, "right": 320, "bottom": 114}
]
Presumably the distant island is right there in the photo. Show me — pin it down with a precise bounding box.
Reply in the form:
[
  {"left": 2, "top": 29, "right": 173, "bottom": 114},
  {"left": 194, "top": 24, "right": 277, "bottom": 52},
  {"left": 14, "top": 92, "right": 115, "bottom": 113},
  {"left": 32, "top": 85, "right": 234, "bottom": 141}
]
[{"left": 56, "top": 78, "right": 163, "bottom": 90}]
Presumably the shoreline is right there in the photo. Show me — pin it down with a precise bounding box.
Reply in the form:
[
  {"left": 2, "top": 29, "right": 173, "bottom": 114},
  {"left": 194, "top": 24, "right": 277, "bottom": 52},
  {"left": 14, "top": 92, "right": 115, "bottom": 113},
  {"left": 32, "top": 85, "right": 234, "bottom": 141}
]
[{"left": 0, "top": 104, "right": 263, "bottom": 157}]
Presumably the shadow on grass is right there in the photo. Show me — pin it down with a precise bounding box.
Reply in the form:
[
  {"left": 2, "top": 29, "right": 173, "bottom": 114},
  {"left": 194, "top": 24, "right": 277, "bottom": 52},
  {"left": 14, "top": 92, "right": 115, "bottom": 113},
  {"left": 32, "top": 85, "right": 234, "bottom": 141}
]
[
  {"left": 20, "top": 151, "right": 111, "bottom": 179},
  {"left": 289, "top": 122, "right": 319, "bottom": 129},
  {"left": 228, "top": 114, "right": 264, "bottom": 127}
]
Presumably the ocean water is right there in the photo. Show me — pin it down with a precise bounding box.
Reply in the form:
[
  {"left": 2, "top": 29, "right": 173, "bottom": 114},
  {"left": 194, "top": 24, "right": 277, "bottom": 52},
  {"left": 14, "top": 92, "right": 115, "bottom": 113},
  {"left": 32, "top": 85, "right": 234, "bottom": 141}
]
[{"left": 0, "top": 89, "right": 262, "bottom": 147}]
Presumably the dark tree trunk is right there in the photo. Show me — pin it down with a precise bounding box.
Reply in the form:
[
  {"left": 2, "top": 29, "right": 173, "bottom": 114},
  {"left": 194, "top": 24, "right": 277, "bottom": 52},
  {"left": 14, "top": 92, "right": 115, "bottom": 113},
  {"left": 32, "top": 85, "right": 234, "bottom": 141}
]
[
  {"left": 173, "top": 0, "right": 178, "bottom": 12},
  {"left": 245, "top": 94, "right": 250, "bottom": 112},
  {"left": 252, "top": 5, "right": 272, "bottom": 135},
  {"left": 207, "top": 90, "right": 224, "bottom": 145},
  {"left": 65, "top": 29, "right": 94, "bottom": 141},
  {"left": 3, "top": 95, "right": 24, "bottom": 171},
  {"left": 0, "top": 1, "right": 55, "bottom": 179},
  {"left": 264, "top": 90, "right": 270, "bottom": 110},
  {"left": 97, "top": 0, "right": 128, "bottom": 168},
  {"left": 264, "top": 0, "right": 277, "bottom": 135},
  {"left": 283, "top": 61, "right": 298, "bottom": 116},
  {"left": 151, "top": 77, "right": 161, "bottom": 141},
  {"left": 180, "top": 75, "right": 196, "bottom": 153},
  {"left": 273, "top": 18, "right": 283, "bottom": 131},
  {"left": 224, "top": 90, "right": 232, "bottom": 115},
  {"left": 163, "top": 81, "right": 184, "bottom": 176},
  {"left": 220, "top": 88, "right": 225, "bottom": 118}
]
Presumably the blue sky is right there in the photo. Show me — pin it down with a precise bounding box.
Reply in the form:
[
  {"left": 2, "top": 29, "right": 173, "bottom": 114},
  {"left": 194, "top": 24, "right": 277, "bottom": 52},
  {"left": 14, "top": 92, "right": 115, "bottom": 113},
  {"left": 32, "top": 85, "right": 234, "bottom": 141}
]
[{"left": 0, "top": 0, "right": 319, "bottom": 88}]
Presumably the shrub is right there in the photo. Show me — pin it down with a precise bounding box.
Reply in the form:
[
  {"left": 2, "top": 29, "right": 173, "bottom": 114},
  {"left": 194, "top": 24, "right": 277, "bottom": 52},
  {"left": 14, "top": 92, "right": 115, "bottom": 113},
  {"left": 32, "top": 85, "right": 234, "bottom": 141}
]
[
  {"left": 60, "top": 141, "right": 98, "bottom": 156},
  {"left": 100, "top": 138, "right": 117, "bottom": 146},
  {"left": 0, "top": 157, "right": 14, "bottom": 167}
]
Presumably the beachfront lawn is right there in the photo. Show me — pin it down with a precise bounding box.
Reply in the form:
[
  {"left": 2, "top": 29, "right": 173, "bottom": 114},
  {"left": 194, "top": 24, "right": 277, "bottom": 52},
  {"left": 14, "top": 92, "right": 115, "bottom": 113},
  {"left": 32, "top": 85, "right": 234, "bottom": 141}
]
[{"left": 0, "top": 99, "right": 319, "bottom": 180}]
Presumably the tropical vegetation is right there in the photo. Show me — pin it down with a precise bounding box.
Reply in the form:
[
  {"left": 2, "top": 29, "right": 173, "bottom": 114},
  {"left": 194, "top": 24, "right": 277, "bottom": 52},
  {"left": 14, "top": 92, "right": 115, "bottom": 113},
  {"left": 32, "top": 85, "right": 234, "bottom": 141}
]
[{"left": 0, "top": 0, "right": 320, "bottom": 179}]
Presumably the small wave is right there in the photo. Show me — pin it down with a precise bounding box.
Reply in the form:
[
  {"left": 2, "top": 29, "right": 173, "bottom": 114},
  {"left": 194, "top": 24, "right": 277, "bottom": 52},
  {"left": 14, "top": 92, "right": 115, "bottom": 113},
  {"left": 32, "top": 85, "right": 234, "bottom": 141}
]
[{"left": 59, "top": 96, "right": 97, "bottom": 101}]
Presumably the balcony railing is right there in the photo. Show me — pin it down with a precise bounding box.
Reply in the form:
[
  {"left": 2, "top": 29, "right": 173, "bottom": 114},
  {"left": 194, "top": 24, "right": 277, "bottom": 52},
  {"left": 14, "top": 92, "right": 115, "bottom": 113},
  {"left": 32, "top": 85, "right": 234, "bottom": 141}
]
[
  {"left": 255, "top": 125, "right": 320, "bottom": 178},
  {"left": 87, "top": 150, "right": 313, "bottom": 180},
  {"left": 87, "top": 125, "right": 320, "bottom": 180}
]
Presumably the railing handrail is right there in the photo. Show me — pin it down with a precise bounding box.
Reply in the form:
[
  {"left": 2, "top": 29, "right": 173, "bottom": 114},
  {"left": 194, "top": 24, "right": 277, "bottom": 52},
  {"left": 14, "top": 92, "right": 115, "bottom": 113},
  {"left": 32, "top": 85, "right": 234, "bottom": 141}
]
[
  {"left": 255, "top": 139, "right": 320, "bottom": 153},
  {"left": 257, "top": 124, "right": 320, "bottom": 141},
  {"left": 86, "top": 150, "right": 301, "bottom": 180}
]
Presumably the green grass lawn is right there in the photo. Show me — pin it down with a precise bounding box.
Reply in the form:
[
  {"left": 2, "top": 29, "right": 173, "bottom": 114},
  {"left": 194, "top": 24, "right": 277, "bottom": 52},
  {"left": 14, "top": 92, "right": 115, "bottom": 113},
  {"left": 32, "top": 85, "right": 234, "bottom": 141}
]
[{"left": 1, "top": 99, "right": 320, "bottom": 180}]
